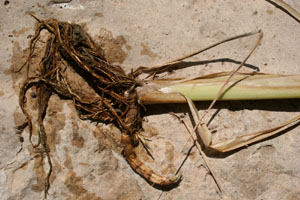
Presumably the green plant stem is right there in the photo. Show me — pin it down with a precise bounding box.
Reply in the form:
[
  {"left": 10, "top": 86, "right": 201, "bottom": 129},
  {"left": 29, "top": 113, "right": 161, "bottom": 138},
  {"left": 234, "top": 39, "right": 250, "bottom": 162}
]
[{"left": 138, "top": 73, "right": 300, "bottom": 104}]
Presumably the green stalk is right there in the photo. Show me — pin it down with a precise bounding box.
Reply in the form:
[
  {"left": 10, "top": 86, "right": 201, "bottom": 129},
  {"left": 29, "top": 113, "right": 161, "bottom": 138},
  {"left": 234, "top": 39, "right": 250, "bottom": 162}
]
[{"left": 138, "top": 73, "right": 300, "bottom": 104}]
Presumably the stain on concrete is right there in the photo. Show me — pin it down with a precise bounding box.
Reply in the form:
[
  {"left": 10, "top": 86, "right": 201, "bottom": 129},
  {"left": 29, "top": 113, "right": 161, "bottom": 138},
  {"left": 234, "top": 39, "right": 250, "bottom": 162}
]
[
  {"left": 12, "top": 27, "right": 30, "bottom": 37},
  {"left": 31, "top": 154, "right": 47, "bottom": 193},
  {"left": 165, "top": 141, "right": 174, "bottom": 162},
  {"left": 92, "top": 125, "right": 122, "bottom": 152},
  {"left": 134, "top": 143, "right": 154, "bottom": 163},
  {"left": 140, "top": 42, "right": 157, "bottom": 59},
  {"left": 125, "top": 44, "right": 132, "bottom": 51},
  {"left": 72, "top": 132, "right": 85, "bottom": 148},
  {"left": 188, "top": 150, "right": 197, "bottom": 161},
  {"left": 161, "top": 163, "right": 176, "bottom": 175},
  {"left": 287, "top": 192, "right": 300, "bottom": 200},
  {"left": 5, "top": 42, "right": 30, "bottom": 92},
  {"left": 6, "top": 37, "right": 48, "bottom": 98},
  {"left": 141, "top": 121, "right": 159, "bottom": 138},
  {"left": 64, "top": 148, "right": 73, "bottom": 169},
  {"left": 63, "top": 148, "right": 102, "bottom": 199},
  {"left": 97, "top": 28, "right": 128, "bottom": 64},
  {"left": 13, "top": 110, "right": 26, "bottom": 127},
  {"left": 44, "top": 96, "right": 66, "bottom": 149},
  {"left": 65, "top": 170, "right": 102, "bottom": 200}
]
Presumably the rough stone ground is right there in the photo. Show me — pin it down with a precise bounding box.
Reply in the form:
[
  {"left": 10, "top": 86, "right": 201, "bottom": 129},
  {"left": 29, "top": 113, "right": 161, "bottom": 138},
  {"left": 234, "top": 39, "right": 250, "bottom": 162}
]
[{"left": 1, "top": 0, "right": 300, "bottom": 199}]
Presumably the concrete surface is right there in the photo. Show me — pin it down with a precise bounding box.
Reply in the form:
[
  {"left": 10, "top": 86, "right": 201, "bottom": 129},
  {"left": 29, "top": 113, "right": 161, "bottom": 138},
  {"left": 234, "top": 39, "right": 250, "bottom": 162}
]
[{"left": 0, "top": 0, "right": 300, "bottom": 199}]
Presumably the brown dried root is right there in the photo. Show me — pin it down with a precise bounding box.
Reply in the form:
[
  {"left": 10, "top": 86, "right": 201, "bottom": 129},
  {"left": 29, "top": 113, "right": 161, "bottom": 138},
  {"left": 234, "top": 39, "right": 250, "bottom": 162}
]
[{"left": 18, "top": 14, "right": 181, "bottom": 198}]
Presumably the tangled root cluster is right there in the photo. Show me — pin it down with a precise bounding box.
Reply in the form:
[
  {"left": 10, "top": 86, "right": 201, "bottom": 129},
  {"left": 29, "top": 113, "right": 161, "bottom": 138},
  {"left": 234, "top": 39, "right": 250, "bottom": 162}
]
[{"left": 18, "top": 14, "right": 181, "bottom": 197}]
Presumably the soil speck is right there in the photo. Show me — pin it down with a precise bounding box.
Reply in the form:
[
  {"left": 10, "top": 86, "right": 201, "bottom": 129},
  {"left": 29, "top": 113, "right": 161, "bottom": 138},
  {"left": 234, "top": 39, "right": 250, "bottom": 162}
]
[
  {"left": 94, "top": 13, "right": 104, "bottom": 18},
  {"left": 267, "top": 9, "right": 273, "bottom": 15}
]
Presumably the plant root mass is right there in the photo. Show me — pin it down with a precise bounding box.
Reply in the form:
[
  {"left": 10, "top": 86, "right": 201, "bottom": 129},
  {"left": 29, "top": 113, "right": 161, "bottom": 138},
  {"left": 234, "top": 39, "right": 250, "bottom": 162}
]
[{"left": 17, "top": 14, "right": 181, "bottom": 197}]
